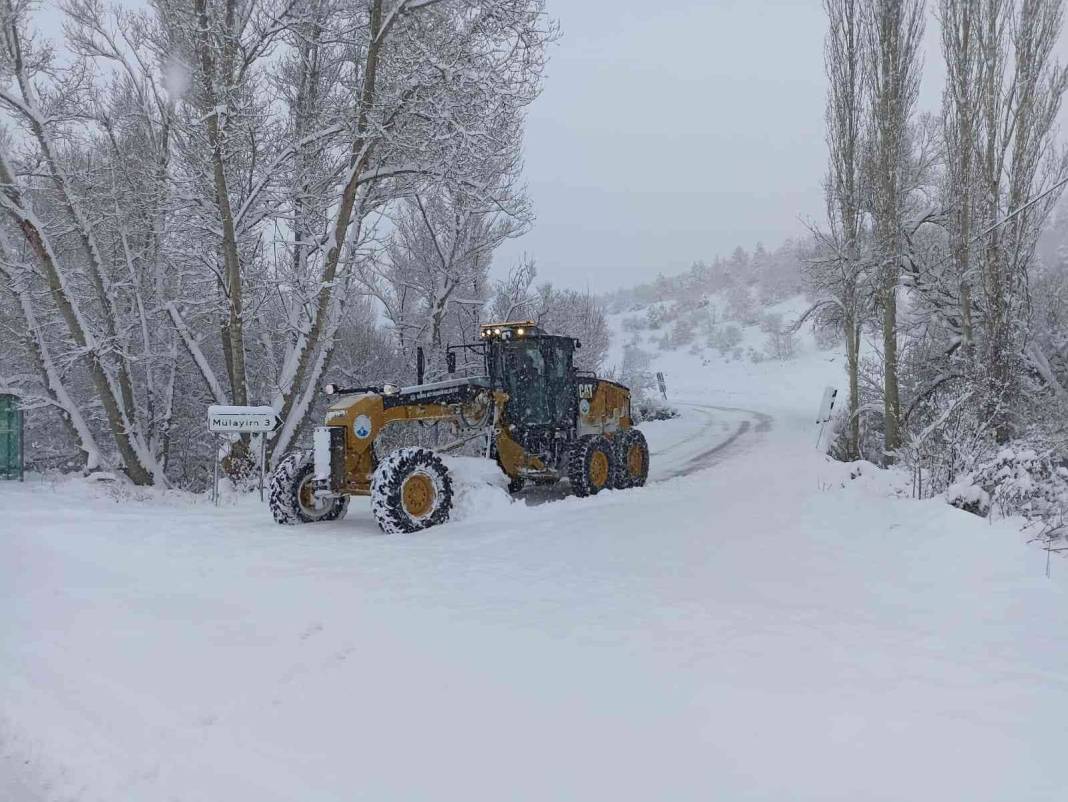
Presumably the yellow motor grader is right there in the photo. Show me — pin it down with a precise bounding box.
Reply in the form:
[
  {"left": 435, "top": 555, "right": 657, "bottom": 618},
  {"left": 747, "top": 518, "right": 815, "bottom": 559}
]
[{"left": 269, "top": 321, "right": 650, "bottom": 533}]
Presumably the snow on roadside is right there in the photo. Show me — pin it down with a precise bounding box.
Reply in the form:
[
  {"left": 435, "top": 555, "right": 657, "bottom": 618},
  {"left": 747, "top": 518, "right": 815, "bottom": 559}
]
[{"left": 3, "top": 307, "right": 1068, "bottom": 801}]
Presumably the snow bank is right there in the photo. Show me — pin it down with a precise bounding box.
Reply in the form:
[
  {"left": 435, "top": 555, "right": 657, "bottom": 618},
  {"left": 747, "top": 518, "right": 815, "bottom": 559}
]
[{"left": 442, "top": 455, "right": 515, "bottom": 522}]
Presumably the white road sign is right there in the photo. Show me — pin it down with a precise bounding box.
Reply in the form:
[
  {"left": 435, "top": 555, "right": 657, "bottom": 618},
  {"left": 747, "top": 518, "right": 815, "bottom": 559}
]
[{"left": 208, "top": 405, "right": 280, "bottom": 433}]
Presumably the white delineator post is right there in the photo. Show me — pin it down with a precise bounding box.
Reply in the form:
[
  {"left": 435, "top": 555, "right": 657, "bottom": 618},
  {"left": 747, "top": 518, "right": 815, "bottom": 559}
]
[
  {"left": 656, "top": 372, "right": 668, "bottom": 400},
  {"left": 816, "top": 387, "right": 838, "bottom": 449}
]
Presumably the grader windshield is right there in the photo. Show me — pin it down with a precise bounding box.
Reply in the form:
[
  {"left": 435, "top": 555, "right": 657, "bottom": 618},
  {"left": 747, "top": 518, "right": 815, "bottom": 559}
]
[{"left": 490, "top": 336, "right": 576, "bottom": 428}]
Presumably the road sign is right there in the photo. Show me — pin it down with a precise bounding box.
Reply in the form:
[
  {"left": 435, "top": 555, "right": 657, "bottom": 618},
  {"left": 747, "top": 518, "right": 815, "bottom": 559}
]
[
  {"left": 207, "top": 405, "right": 281, "bottom": 505},
  {"left": 208, "top": 405, "right": 280, "bottom": 433}
]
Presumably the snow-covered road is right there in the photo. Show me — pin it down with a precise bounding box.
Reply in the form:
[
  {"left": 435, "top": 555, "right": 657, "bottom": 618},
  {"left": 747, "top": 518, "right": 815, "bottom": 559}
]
[
  {"left": 3, "top": 356, "right": 1068, "bottom": 800},
  {"left": 648, "top": 403, "right": 772, "bottom": 482}
]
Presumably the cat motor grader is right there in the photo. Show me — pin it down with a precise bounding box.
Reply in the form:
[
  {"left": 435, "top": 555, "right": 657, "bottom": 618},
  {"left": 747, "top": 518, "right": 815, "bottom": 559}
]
[{"left": 269, "top": 321, "right": 650, "bottom": 533}]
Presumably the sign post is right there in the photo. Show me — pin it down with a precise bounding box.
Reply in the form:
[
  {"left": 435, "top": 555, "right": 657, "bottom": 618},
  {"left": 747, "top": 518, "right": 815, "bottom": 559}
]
[
  {"left": 207, "top": 405, "right": 281, "bottom": 505},
  {"left": 656, "top": 372, "right": 668, "bottom": 400}
]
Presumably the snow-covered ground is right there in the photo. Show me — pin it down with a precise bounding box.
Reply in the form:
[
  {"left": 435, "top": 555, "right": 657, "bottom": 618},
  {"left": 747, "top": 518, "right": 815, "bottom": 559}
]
[{"left": 3, "top": 320, "right": 1067, "bottom": 801}]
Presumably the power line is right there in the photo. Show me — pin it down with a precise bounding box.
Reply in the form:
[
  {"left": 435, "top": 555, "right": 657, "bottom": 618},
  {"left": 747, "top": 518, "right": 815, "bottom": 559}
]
[
  {"left": 969, "top": 174, "right": 1068, "bottom": 249},
  {"left": 911, "top": 173, "right": 1068, "bottom": 280}
]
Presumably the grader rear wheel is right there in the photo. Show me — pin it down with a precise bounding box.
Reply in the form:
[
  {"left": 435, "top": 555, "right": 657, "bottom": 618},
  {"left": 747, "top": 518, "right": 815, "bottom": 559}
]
[
  {"left": 612, "top": 428, "right": 649, "bottom": 489},
  {"left": 590, "top": 450, "right": 610, "bottom": 487},
  {"left": 568, "top": 435, "right": 616, "bottom": 497}
]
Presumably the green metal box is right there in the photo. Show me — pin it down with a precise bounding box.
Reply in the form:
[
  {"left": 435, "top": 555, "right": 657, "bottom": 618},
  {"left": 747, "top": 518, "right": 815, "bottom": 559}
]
[{"left": 0, "top": 394, "right": 24, "bottom": 481}]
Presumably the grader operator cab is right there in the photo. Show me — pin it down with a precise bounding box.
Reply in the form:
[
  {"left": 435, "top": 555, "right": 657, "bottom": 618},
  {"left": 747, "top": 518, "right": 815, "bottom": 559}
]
[{"left": 269, "top": 321, "right": 650, "bottom": 533}]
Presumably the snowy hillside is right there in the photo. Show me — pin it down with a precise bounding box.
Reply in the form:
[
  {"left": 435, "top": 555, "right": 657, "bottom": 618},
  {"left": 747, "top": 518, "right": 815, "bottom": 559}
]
[{"left": 4, "top": 304, "right": 1068, "bottom": 801}]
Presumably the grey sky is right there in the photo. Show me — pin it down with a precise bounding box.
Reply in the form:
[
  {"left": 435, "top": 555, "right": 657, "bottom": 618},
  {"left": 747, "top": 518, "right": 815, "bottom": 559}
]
[
  {"left": 31, "top": 0, "right": 1068, "bottom": 292},
  {"left": 494, "top": 0, "right": 1068, "bottom": 290},
  {"left": 493, "top": 0, "right": 830, "bottom": 290}
]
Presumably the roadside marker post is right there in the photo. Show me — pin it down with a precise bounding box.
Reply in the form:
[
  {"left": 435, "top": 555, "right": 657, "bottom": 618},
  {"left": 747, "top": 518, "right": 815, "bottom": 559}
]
[
  {"left": 816, "top": 387, "right": 838, "bottom": 449},
  {"left": 656, "top": 372, "right": 668, "bottom": 400},
  {"left": 207, "top": 406, "right": 282, "bottom": 505}
]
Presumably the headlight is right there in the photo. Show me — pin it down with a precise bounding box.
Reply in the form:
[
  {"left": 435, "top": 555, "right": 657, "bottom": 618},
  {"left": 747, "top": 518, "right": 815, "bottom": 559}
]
[
  {"left": 383, "top": 383, "right": 399, "bottom": 395},
  {"left": 324, "top": 383, "right": 337, "bottom": 395}
]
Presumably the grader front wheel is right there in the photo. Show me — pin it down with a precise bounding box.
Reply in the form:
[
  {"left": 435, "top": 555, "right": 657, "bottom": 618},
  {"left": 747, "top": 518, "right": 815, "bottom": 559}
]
[
  {"left": 269, "top": 452, "right": 349, "bottom": 525},
  {"left": 371, "top": 447, "right": 454, "bottom": 534}
]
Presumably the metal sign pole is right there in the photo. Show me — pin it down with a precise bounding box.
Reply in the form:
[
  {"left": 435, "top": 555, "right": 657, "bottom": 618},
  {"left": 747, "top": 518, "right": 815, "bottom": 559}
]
[
  {"left": 259, "top": 434, "right": 266, "bottom": 502},
  {"left": 212, "top": 434, "right": 220, "bottom": 506},
  {"left": 18, "top": 404, "right": 24, "bottom": 482}
]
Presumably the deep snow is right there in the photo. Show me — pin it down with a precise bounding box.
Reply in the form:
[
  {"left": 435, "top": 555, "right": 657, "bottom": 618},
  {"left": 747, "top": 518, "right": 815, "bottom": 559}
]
[{"left": 3, "top": 321, "right": 1067, "bottom": 801}]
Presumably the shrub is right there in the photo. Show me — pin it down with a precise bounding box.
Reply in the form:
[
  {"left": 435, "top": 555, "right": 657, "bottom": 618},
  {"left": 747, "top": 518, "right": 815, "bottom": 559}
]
[
  {"left": 670, "top": 317, "right": 695, "bottom": 347},
  {"left": 761, "top": 314, "right": 795, "bottom": 361},
  {"left": 634, "top": 396, "right": 680, "bottom": 423},
  {"left": 619, "top": 344, "right": 656, "bottom": 393},
  {"left": 645, "top": 304, "right": 670, "bottom": 330},
  {"left": 948, "top": 445, "right": 1068, "bottom": 521},
  {"left": 710, "top": 324, "right": 743, "bottom": 354},
  {"left": 725, "top": 283, "right": 757, "bottom": 324}
]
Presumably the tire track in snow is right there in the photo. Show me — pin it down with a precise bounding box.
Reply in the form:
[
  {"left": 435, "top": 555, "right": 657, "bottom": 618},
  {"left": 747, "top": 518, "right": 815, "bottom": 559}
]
[{"left": 649, "top": 403, "right": 771, "bottom": 483}]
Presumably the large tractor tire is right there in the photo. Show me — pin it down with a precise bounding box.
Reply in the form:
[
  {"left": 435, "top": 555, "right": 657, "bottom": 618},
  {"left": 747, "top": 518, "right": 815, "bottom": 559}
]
[
  {"left": 568, "top": 435, "right": 616, "bottom": 497},
  {"left": 612, "top": 428, "right": 649, "bottom": 489},
  {"left": 269, "top": 451, "right": 349, "bottom": 525},
  {"left": 371, "top": 447, "right": 453, "bottom": 534}
]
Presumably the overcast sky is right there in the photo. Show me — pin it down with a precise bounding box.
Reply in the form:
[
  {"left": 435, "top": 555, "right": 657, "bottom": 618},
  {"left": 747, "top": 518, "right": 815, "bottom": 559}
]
[
  {"left": 32, "top": 0, "right": 1068, "bottom": 292},
  {"left": 494, "top": 0, "right": 1068, "bottom": 291},
  {"left": 494, "top": 0, "right": 828, "bottom": 290}
]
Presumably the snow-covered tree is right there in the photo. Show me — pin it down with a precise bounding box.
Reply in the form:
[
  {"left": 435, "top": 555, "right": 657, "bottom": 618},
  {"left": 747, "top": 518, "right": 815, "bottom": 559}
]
[{"left": 0, "top": 0, "right": 554, "bottom": 484}]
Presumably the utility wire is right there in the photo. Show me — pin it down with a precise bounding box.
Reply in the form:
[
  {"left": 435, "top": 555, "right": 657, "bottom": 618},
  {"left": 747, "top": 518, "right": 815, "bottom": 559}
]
[
  {"left": 969, "top": 174, "right": 1068, "bottom": 250},
  {"left": 923, "top": 174, "right": 1068, "bottom": 280}
]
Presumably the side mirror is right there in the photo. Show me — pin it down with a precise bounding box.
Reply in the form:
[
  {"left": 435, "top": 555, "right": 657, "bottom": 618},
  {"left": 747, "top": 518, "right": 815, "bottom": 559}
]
[
  {"left": 447, "top": 351, "right": 457, "bottom": 374},
  {"left": 575, "top": 340, "right": 583, "bottom": 349}
]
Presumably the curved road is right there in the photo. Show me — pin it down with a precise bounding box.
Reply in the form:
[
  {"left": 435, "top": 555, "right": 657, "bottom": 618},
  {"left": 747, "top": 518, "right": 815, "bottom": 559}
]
[
  {"left": 648, "top": 403, "right": 772, "bottom": 483},
  {"left": 520, "top": 402, "right": 770, "bottom": 506}
]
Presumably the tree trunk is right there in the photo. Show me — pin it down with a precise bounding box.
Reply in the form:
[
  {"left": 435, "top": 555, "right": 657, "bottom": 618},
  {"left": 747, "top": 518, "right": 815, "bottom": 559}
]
[
  {"left": 0, "top": 154, "right": 154, "bottom": 484},
  {"left": 882, "top": 278, "right": 901, "bottom": 458},
  {"left": 271, "top": 0, "right": 384, "bottom": 459},
  {"left": 193, "top": 0, "right": 248, "bottom": 407},
  {"left": 845, "top": 306, "right": 861, "bottom": 460}
]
